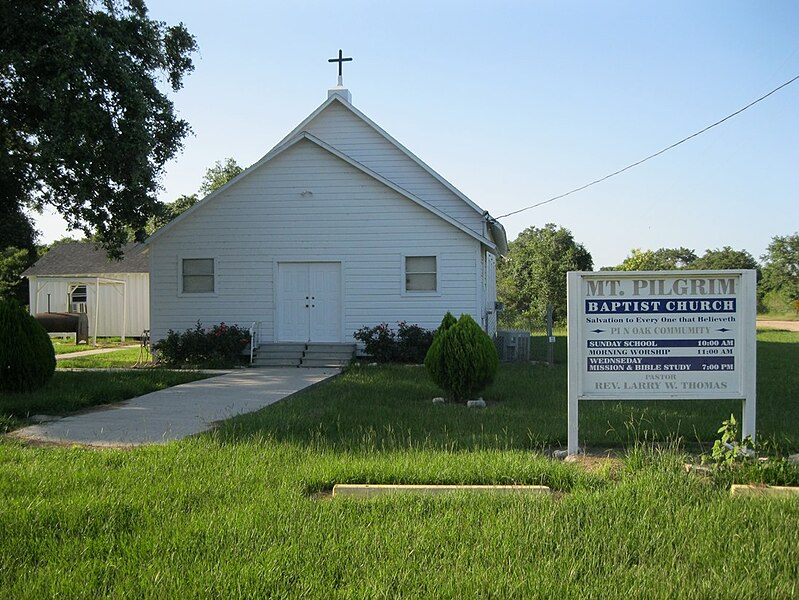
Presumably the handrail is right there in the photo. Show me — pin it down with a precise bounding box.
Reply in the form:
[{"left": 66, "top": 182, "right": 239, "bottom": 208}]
[{"left": 249, "top": 321, "right": 257, "bottom": 364}]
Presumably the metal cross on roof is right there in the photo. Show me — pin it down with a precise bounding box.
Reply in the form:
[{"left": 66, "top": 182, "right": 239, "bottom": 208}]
[{"left": 328, "top": 49, "right": 352, "bottom": 85}]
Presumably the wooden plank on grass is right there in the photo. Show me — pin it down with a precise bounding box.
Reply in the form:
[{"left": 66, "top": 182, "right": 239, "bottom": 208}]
[
  {"left": 332, "top": 484, "right": 551, "bottom": 498},
  {"left": 730, "top": 485, "right": 799, "bottom": 498}
]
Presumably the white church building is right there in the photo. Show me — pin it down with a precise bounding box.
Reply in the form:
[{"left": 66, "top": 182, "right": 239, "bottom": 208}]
[{"left": 146, "top": 69, "right": 507, "bottom": 351}]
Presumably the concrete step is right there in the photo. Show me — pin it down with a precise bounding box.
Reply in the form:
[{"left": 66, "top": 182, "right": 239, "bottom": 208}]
[
  {"left": 252, "top": 357, "right": 301, "bottom": 368},
  {"left": 251, "top": 343, "right": 355, "bottom": 369},
  {"left": 304, "top": 343, "right": 356, "bottom": 355},
  {"left": 300, "top": 358, "right": 351, "bottom": 368},
  {"left": 303, "top": 348, "right": 356, "bottom": 357},
  {"left": 302, "top": 344, "right": 355, "bottom": 368},
  {"left": 252, "top": 343, "right": 304, "bottom": 367},
  {"left": 257, "top": 343, "right": 306, "bottom": 357}
]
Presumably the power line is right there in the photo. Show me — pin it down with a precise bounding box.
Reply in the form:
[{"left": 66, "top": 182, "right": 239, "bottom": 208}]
[{"left": 496, "top": 74, "right": 799, "bottom": 220}]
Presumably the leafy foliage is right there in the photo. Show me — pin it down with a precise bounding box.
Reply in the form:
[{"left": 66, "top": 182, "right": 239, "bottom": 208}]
[
  {"left": 608, "top": 245, "right": 761, "bottom": 274},
  {"left": 0, "top": 247, "right": 32, "bottom": 303},
  {"left": 199, "top": 157, "right": 244, "bottom": 196},
  {"left": 0, "top": 0, "right": 197, "bottom": 256},
  {"left": 0, "top": 203, "right": 38, "bottom": 251},
  {"left": 699, "top": 414, "right": 799, "bottom": 487},
  {"left": 0, "top": 298, "right": 55, "bottom": 392},
  {"left": 609, "top": 247, "right": 697, "bottom": 271},
  {"left": 760, "top": 233, "right": 799, "bottom": 305},
  {"left": 153, "top": 321, "right": 250, "bottom": 368},
  {"left": 146, "top": 194, "right": 199, "bottom": 234},
  {"left": 691, "top": 246, "right": 759, "bottom": 271},
  {"left": 702, "top": 414, "right": 755, "bottom": 468},
  {"left": 0, "top": 205, "right": 38, "bottom": 303},
  {"left": 498, "top": 224, "right": 592, "bottom": 324},
  {"left": 146, "top": 158, "right": 243, "bottom": 234},
  {"left": 353, "top": 321, "right": 434, "bottom": 363},
  {"left": 424, "top": 313, "right": 499, "bottom": 402}
]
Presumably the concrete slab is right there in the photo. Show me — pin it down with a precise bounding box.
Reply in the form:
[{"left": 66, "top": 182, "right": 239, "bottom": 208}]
[
  {"left": 10, "top": 368, "right": 339, "bottom": 447},
  {"left": 332, "top": 484, "right": 551, "bottom": 498},
  {"left": 730, "top": 484, "right": 799, "bottom": 498}
]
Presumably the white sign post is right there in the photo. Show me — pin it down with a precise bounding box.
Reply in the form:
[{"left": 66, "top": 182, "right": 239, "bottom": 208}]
[{"left": 567, "top": 270, "right": 757, "bottom": 455}]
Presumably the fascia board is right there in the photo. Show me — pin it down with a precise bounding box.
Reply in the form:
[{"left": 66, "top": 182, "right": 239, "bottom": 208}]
[
  {"left": 148, "top": 129, "right": 494, "bottom": 251},
  {"left": 300, "top": 132, "right": 494, "bottom": 249},
  {"left": 276, "top": 93, "right": 496, "bottom": 221},
  {"left": 145, "top": 136, "right": 309, "bottom": 245},
  {"left": 330, "top": 96, "right": 488, "bottom": 217}
]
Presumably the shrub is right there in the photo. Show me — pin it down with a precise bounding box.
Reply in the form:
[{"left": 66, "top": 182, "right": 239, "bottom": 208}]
[
  {"left": 424, "top": 312, "right": 457, "bottom": 389},
  {"left": 0, "top": 298, "right": 56, "bottom": 392},
  {"left": 153, "top": 321, "right": 251, "bottom": 367},
  {"left": 353, "top": 322, "right": 397, "bottom": 362},
  {"left": 424, "top": 313, "right": 499, "bottom": 403},
  {"left": 353, "top": 321, "right": 434, "bottom": 363},
  {"left": 396, "top": 321, "right": 435, "bottom": 363}
]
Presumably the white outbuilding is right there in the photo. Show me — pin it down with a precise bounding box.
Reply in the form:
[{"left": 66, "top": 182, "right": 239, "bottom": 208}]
[
  {"left": 146, "top": 84, "right": 507, "bottom": 353},
  {"left": 23, "top": 241, "right": 150, "bottom": 341}
]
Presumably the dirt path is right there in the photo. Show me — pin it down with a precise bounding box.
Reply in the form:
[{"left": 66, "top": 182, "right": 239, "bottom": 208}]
[{"left": 757, "top": 320, "right": 799, "bottom": 332}]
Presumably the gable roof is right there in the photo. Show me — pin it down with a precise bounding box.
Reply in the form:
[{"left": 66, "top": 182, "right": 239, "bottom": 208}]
[
  {"left": 22, "top": 242, "right": 148, "bottom": 277},
  {"left": 147, "top": 91, "right": 508, "bottom": 254},
  {"left": 148, "top": 131, "right": 494, "bottom": 249},
  {"left": 276, "top": 92, "right": 488, "bottom": 217}
]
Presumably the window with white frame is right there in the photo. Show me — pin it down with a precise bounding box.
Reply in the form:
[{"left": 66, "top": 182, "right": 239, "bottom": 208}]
[
  {"left": 405, "top": 256, "right": 437, "bottom": 292},
  {"left": 70, "top": 285, "right": 88, "bottom": 313},
  {"left": 182, "top": 258, "right": 215, "bottom": 293},
  {"left": 70, "top": 285, "right": 88, "bottom": 303}
]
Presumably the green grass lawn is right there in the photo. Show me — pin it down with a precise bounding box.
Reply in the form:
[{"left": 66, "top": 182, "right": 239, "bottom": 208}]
[
  {"left": 221, "top": 329, "right": 798, "bottom": 453},
  {"left": 0, "top": 371, "right": 210, "bottom": 432},
  {"left": 50, "top": 336, "right": 134, "bottom": 355},
  {"left": 56, "top": 347, "right": 151, "bottom": 369},
  {"left": 3, "top": 437, "right": 797, "bottom": 598},
  {"left": 1, "top": 331, "right": 797, "bottom": 597}
]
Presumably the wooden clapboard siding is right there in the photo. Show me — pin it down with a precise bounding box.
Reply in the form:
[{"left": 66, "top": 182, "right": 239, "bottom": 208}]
[
  {"left": 303, "top": 101, "right": 485, "bottom": 236},
  {"left": 29, "top": 273, "right": 149, "bottom": 338},
  {"left": 149, "top": 139, "right": 481, "bottom": 343}
]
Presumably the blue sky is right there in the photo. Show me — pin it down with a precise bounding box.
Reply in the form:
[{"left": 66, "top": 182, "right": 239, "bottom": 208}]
[{"left": 36, "top": 0, "right": 798, "bottom": 268}]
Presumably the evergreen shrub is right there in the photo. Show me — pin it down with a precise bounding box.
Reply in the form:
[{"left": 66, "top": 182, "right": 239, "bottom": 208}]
[
  {"left": 424, "top": 313, "right": 498, "bottom": 402},
  {"left": 0, "top": 298, "right": 56, "bottom": 392},
  {"left": 424, "top": 312, "right": 457, "bottom": 390}
]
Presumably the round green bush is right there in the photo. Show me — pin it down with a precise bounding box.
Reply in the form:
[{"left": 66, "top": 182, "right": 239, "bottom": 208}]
[
  {"left": 0, "top": 298, "right": 56, "bottom": 392},
  {"left": 424, "top": 313, "right": 499, "bottom": 403},
  {"left": 424, "top": 312, "right": 458, "bottom": 391}
]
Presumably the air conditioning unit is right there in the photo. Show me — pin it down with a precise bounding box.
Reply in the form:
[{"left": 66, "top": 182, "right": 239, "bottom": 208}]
[
  {"left": 495, "top": 330, "right": 531, "bottom": 362},
  {"left": 70, "top": 302, "right": 88, "bottom": 314}
]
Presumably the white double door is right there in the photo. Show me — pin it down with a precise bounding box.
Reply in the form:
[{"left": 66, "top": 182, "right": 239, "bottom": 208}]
[{"left": 277, "top": 262, "right": 341, "bottom": 342}]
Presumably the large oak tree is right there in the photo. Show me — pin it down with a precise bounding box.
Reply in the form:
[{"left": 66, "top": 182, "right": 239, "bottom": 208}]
[{"left": 0, "top": 0, "right": 197, "bottom": 256}]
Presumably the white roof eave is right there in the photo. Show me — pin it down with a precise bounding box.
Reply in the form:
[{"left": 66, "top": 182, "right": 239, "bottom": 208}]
[{"left": 147, "top": 95, "right": 500, "bottom": 250}]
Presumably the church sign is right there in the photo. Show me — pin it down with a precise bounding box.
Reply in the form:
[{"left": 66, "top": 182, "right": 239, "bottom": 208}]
[{"left": 566, "top": 270, "right": 757, "bottom": 455}]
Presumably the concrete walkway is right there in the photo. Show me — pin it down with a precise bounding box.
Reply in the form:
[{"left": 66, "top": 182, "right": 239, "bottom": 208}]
[{"left": 11, "top": 368, "right": 340, "bottom": 447}]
